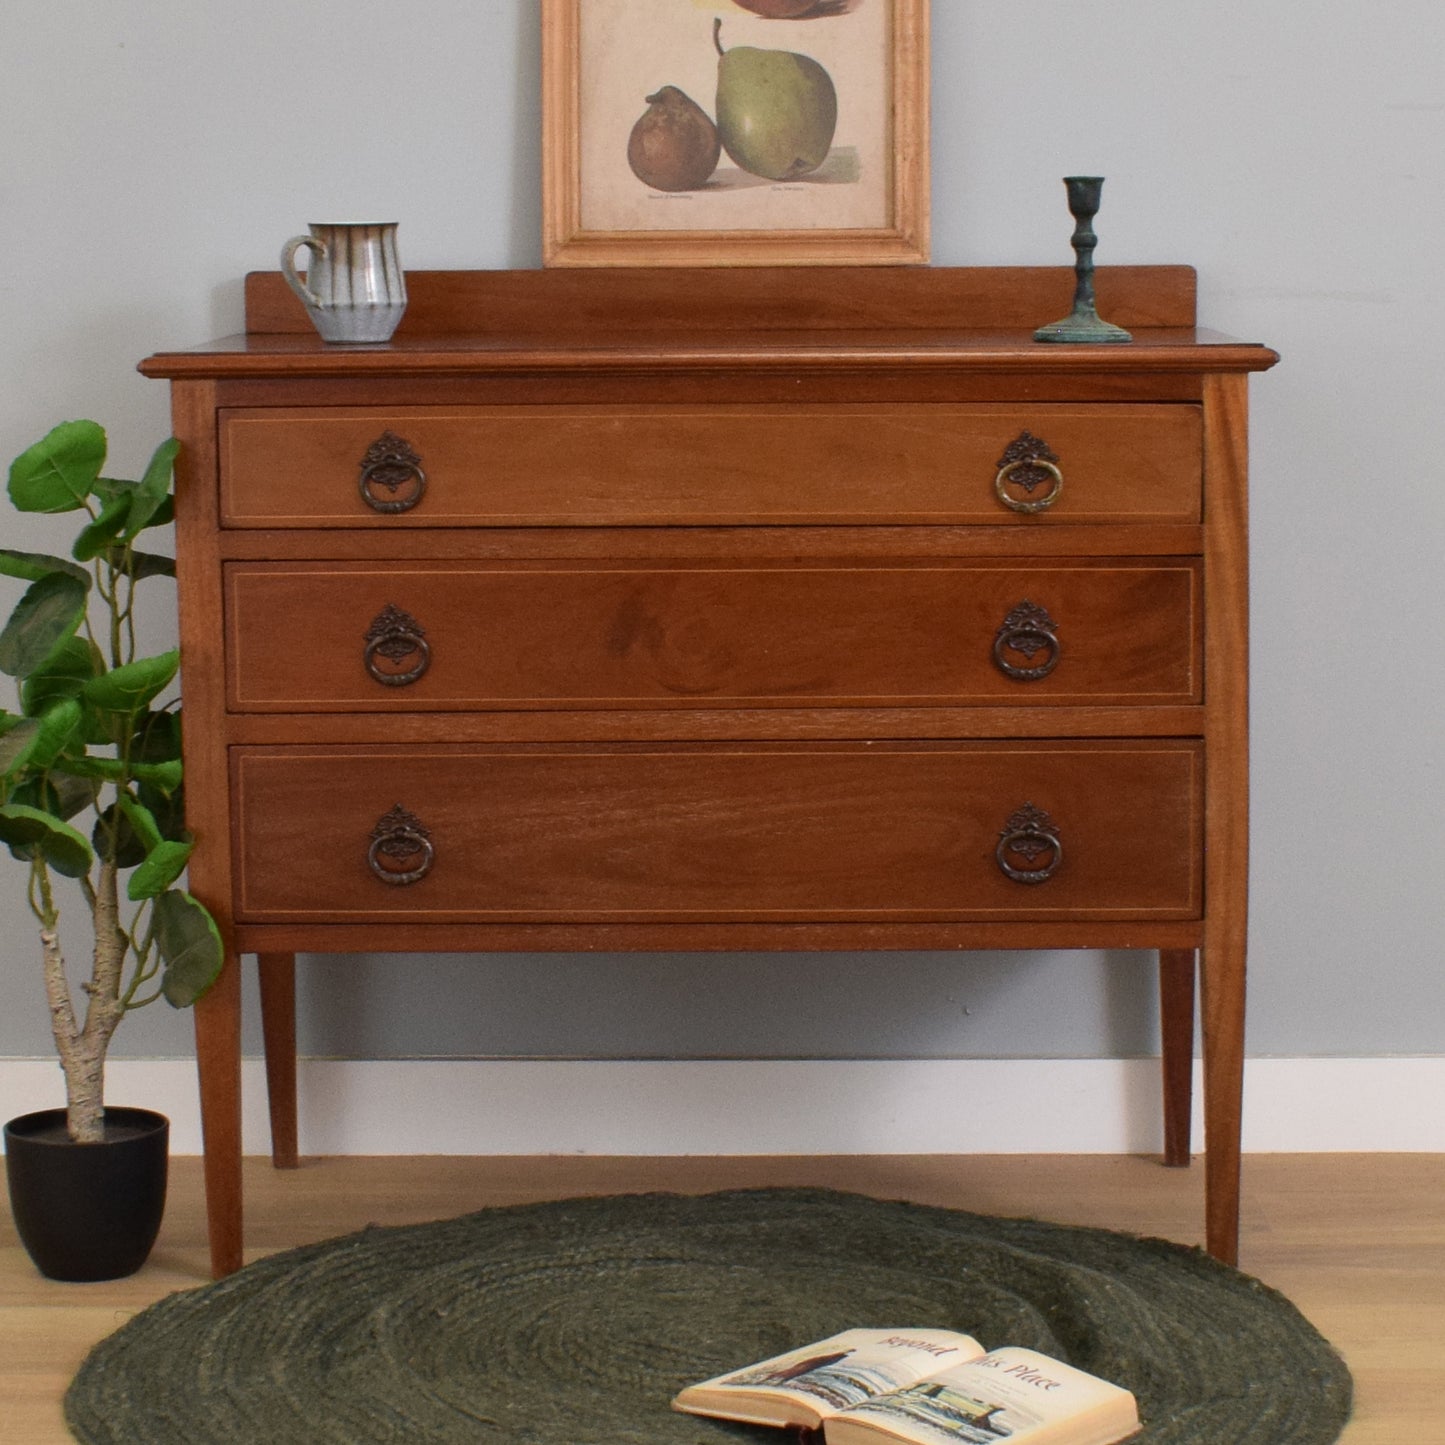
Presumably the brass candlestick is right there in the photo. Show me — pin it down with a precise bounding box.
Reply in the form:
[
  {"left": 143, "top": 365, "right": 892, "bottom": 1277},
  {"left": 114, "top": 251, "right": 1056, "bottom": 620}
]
[{"left": 1034, "top": 176, "right": 1132, "bottom": 344}]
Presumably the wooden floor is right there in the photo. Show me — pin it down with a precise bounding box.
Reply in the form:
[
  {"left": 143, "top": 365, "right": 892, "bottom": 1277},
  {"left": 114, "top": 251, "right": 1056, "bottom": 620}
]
[{"left": 3, "top": 1153, "right": 1441, "bottom": 1442}]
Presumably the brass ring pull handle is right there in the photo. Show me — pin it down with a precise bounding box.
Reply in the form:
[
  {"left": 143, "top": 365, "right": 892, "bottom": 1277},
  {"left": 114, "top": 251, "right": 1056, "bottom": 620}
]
[
  {"left": 993, "top": 600, "right": 1061, "bottom": 681},
  {"left": 996, "top": 803, "right": 1063, "bottom": 885},
  {"left": 364, "top": 604, "right": 430, "bottom": 687},
  {"left": 995, "top": 458, "right": 1063, "bottom": 514},
  {"left": 367, "top": 804, "right": 434, "bottom": 886},
  {"left": 994, "top": 430, "right": 1063, "bottom": 515},
  {"left": 358, "top": 431, "right": 427, "bottom": 514}
]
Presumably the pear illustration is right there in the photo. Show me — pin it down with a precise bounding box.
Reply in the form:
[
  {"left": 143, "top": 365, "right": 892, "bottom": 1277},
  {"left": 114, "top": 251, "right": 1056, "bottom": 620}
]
[
  {"left": 732, "top": 0, "right": 830, "bottom": 15},
  {"left": 713, "top": 19, "right": 838, "bottom": 181},
  {"left": 732, "top": 0, "right": 853, "bottom": 16},
  {"left": 627, "top": 85, "right": 721, "bottom": 192}
]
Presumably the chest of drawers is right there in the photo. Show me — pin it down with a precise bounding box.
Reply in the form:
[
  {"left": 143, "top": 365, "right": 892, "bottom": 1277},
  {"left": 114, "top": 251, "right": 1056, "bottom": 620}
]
[{"left": 142, "top": 266, "right": 1277, "bottom": 1276}]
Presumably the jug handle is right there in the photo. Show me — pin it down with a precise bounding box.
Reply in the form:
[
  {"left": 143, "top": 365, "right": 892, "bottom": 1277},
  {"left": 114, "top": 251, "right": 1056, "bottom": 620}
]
[{"left": 280, "top": 235, "right": 326, "bottom": 310}]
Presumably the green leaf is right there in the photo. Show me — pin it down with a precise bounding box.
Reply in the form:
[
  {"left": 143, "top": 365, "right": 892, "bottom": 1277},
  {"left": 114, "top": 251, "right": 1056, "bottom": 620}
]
[
  {"left": 127, "top": 839, "right": 194, "bottom": 900},
  {"left": 80, "top": 706, "right": 118, "bottom": 748},
  {"left": 132, "top": 709, "right": 182, "bottom": 763},
  {"left": 10, "top": 772, "right": 94, "bottom": 822},
  {"left": 20, "top": 636, "right": 99, "bottom": 715},
  {"left": 50, "top": 710, "right": 184, "bottom": 791},
  {"left": 130, "top": 712, "right": 187, "bottom": 830},
  {"left": 53, "top": 747, "right": 181, "bottom": 793},
  {"left": 137, "top": 780, "right": 185, "bottom": 841},
  {"left": 54, "top": 753, "right": 124, "bottom": 782},
  {"left": 24, "top": 698, "right": 84, "bottom": 771},
  {"left": 102, "top": 547, "right": 176, "bottom": 581},
  {"left": 0, "top": 718, "right": 40, "bottom": 780},
  {"left": 93, "top": 801, "right": 148, "bottom": 868},
  {"left": 71, "top": 492, "right": 131, "bottom": 562},
  {"left": 123, "top": 437, "right": 179, "bottom": 539},
  {"left": 0, "top": 549, "right": 91, "bottom": 586},
  {"left": 93, "top": 489, "right": 174, "bottom": 533},
  {"left": 0, "top": 802, "right": 94, "bottom": 877},
  {"left": 152, "top": 888, "right": 223, "bottom": 1007},
  {"left": 0, "top": 572, "right": 89, "bottom": 678},
  {"left": 133, "top": 758, "right": 183, "bottom": 792},
  {"left": 116, "top": 791, "right": 164, "bottom": 851},
  {"left": 8, "top": 420, "right": 107, "bottom": 513},
  {"left": 81, "top": 648, "right": 179, "bottom": 715},
  {"left": 91, "top": 477, "right": 134, "bottom": 505}
]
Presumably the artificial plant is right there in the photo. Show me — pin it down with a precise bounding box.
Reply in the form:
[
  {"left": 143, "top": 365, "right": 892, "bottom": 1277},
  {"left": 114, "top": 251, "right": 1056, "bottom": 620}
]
[{"left": 0, "top": 420, "right": 223, "bottom": 1143}]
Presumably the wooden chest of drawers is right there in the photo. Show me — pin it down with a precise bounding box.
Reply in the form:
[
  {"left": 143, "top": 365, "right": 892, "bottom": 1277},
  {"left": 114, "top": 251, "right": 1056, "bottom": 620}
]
[{"left": 142, "top": 266, "right": 1277, "bottom": 1276}]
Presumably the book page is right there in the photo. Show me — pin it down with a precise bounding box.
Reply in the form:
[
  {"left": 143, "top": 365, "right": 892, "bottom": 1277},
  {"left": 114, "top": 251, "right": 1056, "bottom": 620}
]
[
  {"left": 824, "top": 1347, "right": 1139, "bottom": 1445},
  {"left": 673, "top": 1329, "right": 985, "bottom": 1428}
]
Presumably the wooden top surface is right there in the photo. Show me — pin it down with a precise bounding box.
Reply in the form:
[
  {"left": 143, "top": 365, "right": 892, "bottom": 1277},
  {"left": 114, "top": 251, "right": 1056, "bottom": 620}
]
[{"left": 140, "top": 267, "right": 1279, "bottom": 379}]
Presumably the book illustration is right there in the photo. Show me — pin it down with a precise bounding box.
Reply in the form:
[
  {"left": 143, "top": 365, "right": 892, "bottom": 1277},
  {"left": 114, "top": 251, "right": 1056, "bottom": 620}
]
[
  {"left": 725, "top": 1349, "right": 853, "bottom": 1385},
  {"left": 675, "top": 1333, "right": 1140, "bottom": 1445},
  {"left": 723, "top": 1347, "right": 935, "bottom": 1413},
  {"left": 824, "top": 1348, "right": 1140, "bottom": 1445},
  {"left": 674, "top": 1329, "right": 985, "bottom": 1430},
  {"left": 842, "top": 1377, "right": 1043, "bottom": 1442}
]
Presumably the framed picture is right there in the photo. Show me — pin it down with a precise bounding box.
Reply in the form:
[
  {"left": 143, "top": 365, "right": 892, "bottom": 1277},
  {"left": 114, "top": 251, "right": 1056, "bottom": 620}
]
[{"left": 542, "top": 0, "right": 930, "bottom": 267}]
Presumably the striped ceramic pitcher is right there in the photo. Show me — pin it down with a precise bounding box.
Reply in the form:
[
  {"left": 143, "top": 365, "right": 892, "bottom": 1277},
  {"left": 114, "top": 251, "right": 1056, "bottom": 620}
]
[{"left": 280, "top": 222, "right": 407, "bottom": 344}]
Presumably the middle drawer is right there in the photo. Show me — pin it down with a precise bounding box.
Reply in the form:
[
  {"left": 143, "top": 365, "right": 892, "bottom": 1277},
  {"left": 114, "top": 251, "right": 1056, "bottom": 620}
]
[{"left": 226, "top": 558, "right": 1201, "bottom": 711}]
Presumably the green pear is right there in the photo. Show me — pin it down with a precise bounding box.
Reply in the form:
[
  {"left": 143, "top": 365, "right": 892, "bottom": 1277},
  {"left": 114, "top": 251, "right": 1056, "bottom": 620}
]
[{"left": 713, "top": 18, "right": 838, "bottom": 181}]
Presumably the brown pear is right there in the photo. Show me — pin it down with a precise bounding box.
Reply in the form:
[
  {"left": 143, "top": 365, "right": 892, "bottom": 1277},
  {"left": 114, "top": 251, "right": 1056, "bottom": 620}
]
[
  {"left": 627, "top": 85, "right": 721, "bottom": 192},
  {"left": 732, "top": 0, "right": 846, "bottom": 16},
  {"left": 733, "top": 0, "right": 818, "bottom": 15}
]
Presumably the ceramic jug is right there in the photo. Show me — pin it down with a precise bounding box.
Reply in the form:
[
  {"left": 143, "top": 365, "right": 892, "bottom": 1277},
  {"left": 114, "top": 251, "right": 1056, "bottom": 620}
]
[{"left": 280, "top": 222, "right": 407, "bottom": 343}]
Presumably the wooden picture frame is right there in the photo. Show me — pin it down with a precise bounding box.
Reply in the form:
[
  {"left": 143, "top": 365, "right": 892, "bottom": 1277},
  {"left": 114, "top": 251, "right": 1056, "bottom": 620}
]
[{"left": 542, "top": 0, "right": 929, "bottom": 267}]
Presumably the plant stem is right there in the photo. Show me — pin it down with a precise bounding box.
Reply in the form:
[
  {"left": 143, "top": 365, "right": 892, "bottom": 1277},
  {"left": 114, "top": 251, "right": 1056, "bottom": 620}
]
[
  {"left": 108, "top": 571, "right": 123, "bottom": 669},
  {"left": 62, "top": 855, "right": 128, "bottom": 1142},
  {"left": 120, "top": 548, "right": 138, "bottom": 663},
  {"left": 120, "top": 901, "right": 160, "bottom": 1010},
  {"left": 31, "top": 855, "right": 88, "bottom": 1137}
]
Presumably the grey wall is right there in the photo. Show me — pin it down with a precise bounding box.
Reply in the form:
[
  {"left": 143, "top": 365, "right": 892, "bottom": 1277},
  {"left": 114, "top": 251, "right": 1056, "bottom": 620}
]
[{"left": 1, "top": 1, "right": 1441, "bottom": 1065}]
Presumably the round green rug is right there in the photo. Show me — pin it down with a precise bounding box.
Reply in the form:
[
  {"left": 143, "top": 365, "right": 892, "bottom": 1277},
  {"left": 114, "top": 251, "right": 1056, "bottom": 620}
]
[{"left": 66, "top": 1188, "right": 1350, "bottom": 1444}]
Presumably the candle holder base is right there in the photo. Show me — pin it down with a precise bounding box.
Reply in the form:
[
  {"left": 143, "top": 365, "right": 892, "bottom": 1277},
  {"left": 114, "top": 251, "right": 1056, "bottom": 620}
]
[{"left": 1034, "top": 310, "right": 1133, "bottom": 344}]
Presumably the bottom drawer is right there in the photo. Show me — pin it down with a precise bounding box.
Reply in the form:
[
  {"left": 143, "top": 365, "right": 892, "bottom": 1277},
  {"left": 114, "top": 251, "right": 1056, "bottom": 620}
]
[{"left": 232, "top": 741, "right": 1202, "bottom": 924}]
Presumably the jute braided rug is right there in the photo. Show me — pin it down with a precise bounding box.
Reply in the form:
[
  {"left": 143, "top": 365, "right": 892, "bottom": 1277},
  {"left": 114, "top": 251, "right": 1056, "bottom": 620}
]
[{"left": 65, "top": 1188, "right": 1350, "bottom": 1444}]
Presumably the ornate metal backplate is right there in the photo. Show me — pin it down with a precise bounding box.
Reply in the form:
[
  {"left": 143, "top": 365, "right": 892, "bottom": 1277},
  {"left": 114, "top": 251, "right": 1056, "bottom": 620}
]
[
  {"left": 995, "top": 432, "right": 1060, "bottom": 495},
  {"left": 993, "top": 599, "right": 1061, "bottom": 681},
  {"left": 360, "top": 433, "right": 422, "bottom": 492},
  {"left": 364, "top": 603, "right": 430, "bottom": 686},
  {"left": 358, "top": 432, "right": 427, "bottom": 513},
  {"left": 996, "top": 802, "right": 1063, "bottom": 884},
  {"left": 368, "top": 804, "right": 434, "bottom": 886}
]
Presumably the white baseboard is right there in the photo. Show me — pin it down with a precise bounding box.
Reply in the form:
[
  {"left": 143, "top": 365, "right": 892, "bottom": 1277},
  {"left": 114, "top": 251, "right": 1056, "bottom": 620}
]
[{"left": 2, "top": 1056, "right": 1440, "bottom": 1155}]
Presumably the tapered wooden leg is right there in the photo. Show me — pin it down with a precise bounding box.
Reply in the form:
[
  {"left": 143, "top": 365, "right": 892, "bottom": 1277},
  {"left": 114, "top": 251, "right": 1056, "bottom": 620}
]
[
  {"left": 1200, "top": 371, "right": 1250, "bottom": 1267},
  {"left": 194, "top": 949, "right": 244, "bottom": 1278},
  {"left": 1201, "top": 934, "right": 1246, "bottom": 1266},
  {"left": 1159, "top": 949, "right": 1196, "bottom": 1167},
  {"left": 257, "top": 952, "right": 299, "bottom": 1169}
]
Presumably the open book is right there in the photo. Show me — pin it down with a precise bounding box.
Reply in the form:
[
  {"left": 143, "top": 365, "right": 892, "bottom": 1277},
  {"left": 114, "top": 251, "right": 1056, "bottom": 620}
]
[{"left": 672, "top": 1329, "right": 1140, "bottom": 1445}]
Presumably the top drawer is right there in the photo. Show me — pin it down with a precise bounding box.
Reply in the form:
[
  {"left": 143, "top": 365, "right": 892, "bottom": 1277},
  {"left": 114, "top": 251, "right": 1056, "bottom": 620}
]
[{"left": 218, "top": 404, "right": 1202, "bottom": 528}]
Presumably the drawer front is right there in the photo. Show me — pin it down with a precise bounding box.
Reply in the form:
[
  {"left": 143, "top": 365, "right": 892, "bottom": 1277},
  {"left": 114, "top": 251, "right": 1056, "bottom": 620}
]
[
  {"left": 226, "top": 559, "right": 1202, "bottom": 710},
  {"left": 219, "top": 404, "right": 1202, "bottom": 527},
  {"left": 232, "top": 741, "right": 1202, "bottom": 923}
]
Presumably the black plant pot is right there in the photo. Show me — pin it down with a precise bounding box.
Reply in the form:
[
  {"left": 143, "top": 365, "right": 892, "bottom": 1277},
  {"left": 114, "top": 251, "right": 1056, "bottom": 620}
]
[{"left": 4, "top": 1106, "right": 168, "bottom": 1281}]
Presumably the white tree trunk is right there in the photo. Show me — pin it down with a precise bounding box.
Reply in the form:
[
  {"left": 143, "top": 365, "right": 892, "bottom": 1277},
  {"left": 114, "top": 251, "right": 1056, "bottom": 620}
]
[{"left": 41, "top": 858, "right": 127, "bottom": 1144}]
